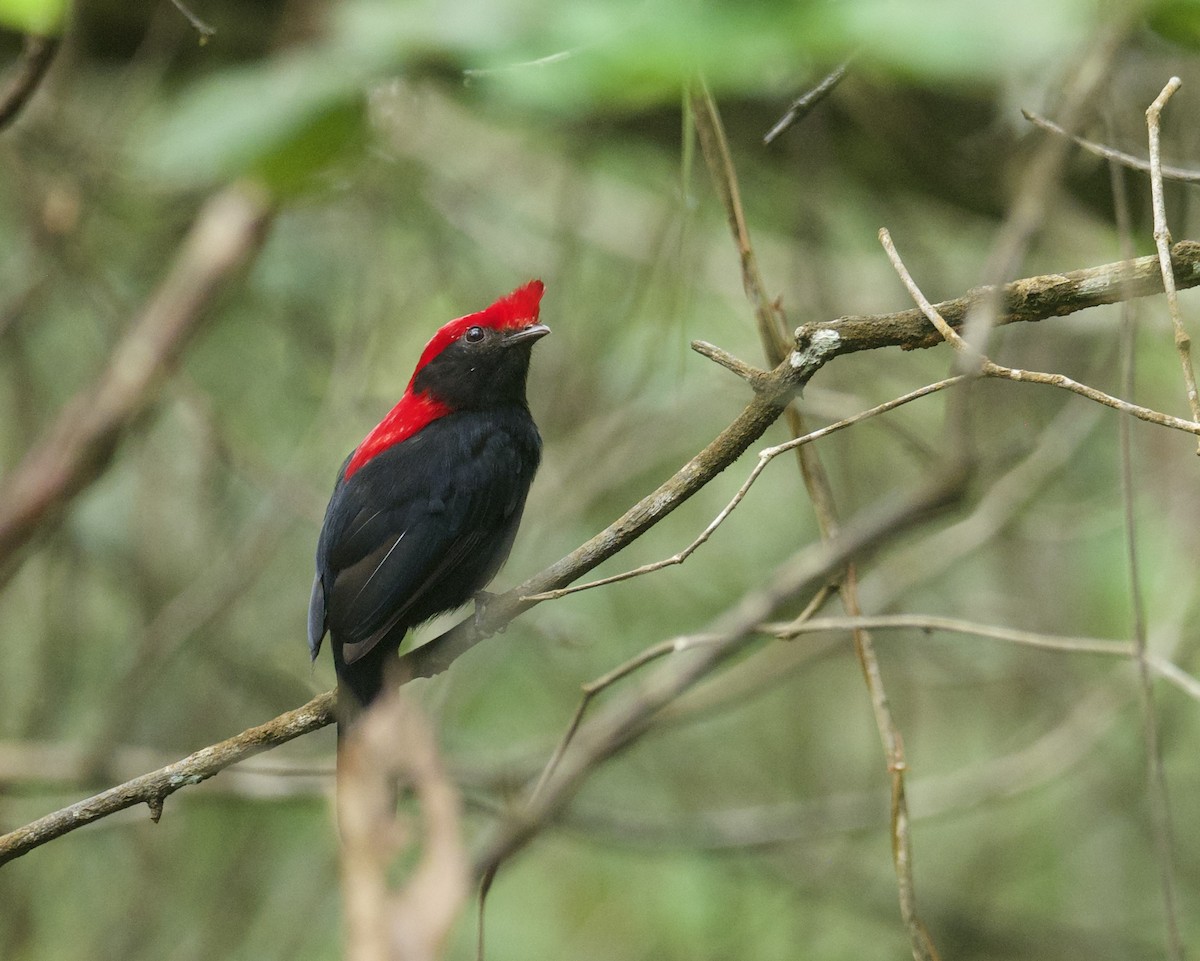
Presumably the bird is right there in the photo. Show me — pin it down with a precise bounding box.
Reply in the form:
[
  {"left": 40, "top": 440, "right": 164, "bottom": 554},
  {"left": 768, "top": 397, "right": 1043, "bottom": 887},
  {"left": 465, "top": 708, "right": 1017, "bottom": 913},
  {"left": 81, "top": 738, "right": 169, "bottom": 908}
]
[{"left": 308, "top": 280, "right": 549, "bottom": 729}]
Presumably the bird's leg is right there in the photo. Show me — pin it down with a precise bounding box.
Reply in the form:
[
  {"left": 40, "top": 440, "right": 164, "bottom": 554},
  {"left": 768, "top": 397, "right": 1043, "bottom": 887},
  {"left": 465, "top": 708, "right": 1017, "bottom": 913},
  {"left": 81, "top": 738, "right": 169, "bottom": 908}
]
[{"left": 472, "top": 590, "right": 507, "bottom": 634}]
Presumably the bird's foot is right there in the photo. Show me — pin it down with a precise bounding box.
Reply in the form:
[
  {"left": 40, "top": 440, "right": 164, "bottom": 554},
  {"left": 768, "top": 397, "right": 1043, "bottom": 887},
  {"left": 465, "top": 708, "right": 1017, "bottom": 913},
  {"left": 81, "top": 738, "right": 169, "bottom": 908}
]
[{"left": 472, "top": 590, "right": 507, "bottom": 635}]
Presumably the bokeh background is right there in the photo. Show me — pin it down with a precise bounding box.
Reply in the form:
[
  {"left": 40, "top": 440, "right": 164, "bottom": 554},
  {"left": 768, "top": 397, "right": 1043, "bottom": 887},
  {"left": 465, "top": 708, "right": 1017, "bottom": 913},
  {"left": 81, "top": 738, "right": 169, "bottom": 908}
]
[{"left": 1, "top": 0, "right": 1199, "bottom": 958}]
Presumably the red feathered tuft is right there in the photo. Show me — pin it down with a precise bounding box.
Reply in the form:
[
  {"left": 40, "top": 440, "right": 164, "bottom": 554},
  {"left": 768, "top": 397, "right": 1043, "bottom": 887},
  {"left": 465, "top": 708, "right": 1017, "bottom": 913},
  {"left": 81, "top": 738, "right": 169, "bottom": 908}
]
[
  {"left": 408, "top": 279, "right": 544, "bottom": 382},
  {"left": 342, "top": 281, "right": 544, "bottom": 480}
]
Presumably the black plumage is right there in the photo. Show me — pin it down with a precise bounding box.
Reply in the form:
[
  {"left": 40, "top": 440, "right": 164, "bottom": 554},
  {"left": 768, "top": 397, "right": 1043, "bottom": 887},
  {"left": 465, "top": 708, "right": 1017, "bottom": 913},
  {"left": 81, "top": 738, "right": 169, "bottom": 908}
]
[{"left": 308, "top": 281, "right": 548, "bottom": 726}]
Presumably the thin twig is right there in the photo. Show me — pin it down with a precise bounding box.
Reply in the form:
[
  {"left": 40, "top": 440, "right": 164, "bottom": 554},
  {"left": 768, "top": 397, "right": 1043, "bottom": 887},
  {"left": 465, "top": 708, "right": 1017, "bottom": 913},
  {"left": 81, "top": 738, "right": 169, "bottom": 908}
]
[
  {"left": 1022, "top": 109, "right": 1200, "bottom": 184},
  {"left": 169, "top": 0, "right": 216, "bottom": 41},
  {"left": 879, "top": 229, "right": 1200, "bottom": 437},
  {"left": 0, "top": 34, "right": 58, "bottom": 131},
  {"left": 5, "top": 242, "right": 1199, "bottom": 865},
  {"left": 0, "top": 692, "right": 335, "bottom": 866},
  {"left": 689, "top": 81, "right": 791, "bottom": 362},
  {"left": 763, "top": 59, "right": 853, "bottom": 145},
  {"left": 1146, "top": 77, "right": 1200, "bottom": 454},
  {"left": 690, "top": 339, "right": 768, "bottom": 387},
  {"left": 472, "top": 469, "right": 966, "bottom": 885},
  {"left": 983, "top": 364, "right": 1200, "bottom": 433},
  {"left": 522, "top": 377, "right": 963, "bottom": 603},
  {"left": 765, "top": 615, "right": 1200, "bottom": 701},
  {"left": 879, "top": 228, "right": 972, "bottom": 354},
  {"left": 1138, "top": 76, "right": 1187, "bottom": 961},
  {"left": 0, "top": 184, "right": 274, "bottom": 583}
]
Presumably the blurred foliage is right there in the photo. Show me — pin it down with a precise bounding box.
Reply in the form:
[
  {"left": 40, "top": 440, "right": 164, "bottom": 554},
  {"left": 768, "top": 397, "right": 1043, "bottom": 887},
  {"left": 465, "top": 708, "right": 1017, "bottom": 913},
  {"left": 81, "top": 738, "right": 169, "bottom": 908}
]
[
  {"left": 0, "top": 0, "right": 67, "bottom": 35},
  {"left": 2, "top": 1, "right": 1200, "bottom": 960}
]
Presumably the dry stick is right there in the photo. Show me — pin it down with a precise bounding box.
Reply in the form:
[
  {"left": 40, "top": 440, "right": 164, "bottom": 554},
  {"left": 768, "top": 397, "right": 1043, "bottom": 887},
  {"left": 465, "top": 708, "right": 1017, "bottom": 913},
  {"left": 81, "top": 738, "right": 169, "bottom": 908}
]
[
  {"left": 697, "top": 85, "right": 939, "bottom": 961},
  {"left": 763, "top": 58, "right": 853, "bottom": 145},
  {"left": 879, "top": 229, "right": 1200, "bottom": 436},
  {"left": 805, "top": 241, "right": 1200, "bottom": 356},
  {"left": 5, "top": 245, "right": 1200, "bottom": 866},
  {"left": 0, "top": 184, "right": 274, "bottom": 582},
  {"left": 1147, "top": 78, "right": 1200, "bottom": 452},
  {"left": 958, "top": 15, "right": 1130, "bottom": 363},
  {"left": 765, "top": 615, "right": 1200, "bottom": 702},
  {"left": 472, "top": 468, "right": 966, "bottom": 886},
  {"left": 339, "top": 692, "right": 467, "bottom": 961},
  {"left": 0, "top": 692, "right": 334, "bottom": 867},
  {"left": 1138, "top": 77, "right": 1188, "bottom": 961},
  {"left": 1023, "top": 109, "right": 1200, "bottom": 184},
  {"left": 528, "top": 584, "right": 836, "bottom": 808},
  {"left": 0, "top": 34, "right": 58, "bottom": 131},
  {"left": 689, "top": 80, "right": 791, "bottom": 361},
  {"left": 524, "top": 375, "right": 964, "bottom": 603},
  {"left": 168, "top": 0, "right": 217, "bottom": 40}
]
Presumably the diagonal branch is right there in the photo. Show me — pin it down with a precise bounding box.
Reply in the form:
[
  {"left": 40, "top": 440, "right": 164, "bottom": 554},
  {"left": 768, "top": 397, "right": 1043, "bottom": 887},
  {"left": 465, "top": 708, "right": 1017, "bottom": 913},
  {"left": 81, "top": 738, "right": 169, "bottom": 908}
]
[
  {"left": 0, "top": 34, "right": 58, "bottom": 131},
  {"left": 2, "top": 241, "right": 1198, "bottom": 866},
  {"left": 471, "top": 467, "right": 967, "bottom": 882},
  {"left": 0, "top": 692, "right": 333, "bottom": 867},
  {"left": 0, "top": 184, "right": 274, "bottom": 582}
]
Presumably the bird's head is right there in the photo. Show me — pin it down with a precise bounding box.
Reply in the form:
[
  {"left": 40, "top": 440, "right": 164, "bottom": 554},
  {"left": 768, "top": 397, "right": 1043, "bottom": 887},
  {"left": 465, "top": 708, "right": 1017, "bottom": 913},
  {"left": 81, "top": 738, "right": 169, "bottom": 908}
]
[
  {"left": 408, "top": 279, "right": 550, "bottom": 410},
  {"left": 342, "top": 281, "right": 550, "bottom": 481}
]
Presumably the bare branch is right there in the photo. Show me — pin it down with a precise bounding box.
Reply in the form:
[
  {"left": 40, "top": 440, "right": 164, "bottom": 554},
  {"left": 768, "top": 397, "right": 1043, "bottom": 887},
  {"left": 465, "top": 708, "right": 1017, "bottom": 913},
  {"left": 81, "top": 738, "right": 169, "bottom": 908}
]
[
  {"left": 689, "top": 81, "right": 791, "bottom": 362},
  {"left": 0, "top": 34, "right": 58, "bottom": 131},
  {"left": 804, "top": 240, "right": 1200, "bottom": 358},
  {"left": 1135, "top": 74, "right": 1187, "bottom": 961},
  {"left": 764, "top": 59, "right": 852, "bottom": 145},
  {"left": 0, "top": 184, "right": 274, "bottom": 581},
  {"left": 1022, "top": 109, "right": 1200, "bottom": 184},
  {"left": 0, "top": 692, "right": 334, "bottom": 867},
  {"left": 1146, "top": 78, "right": 1200, "bottom": 450},
  {"left": 169, "top": 0, "right": 217, "bottom": 41},
  {"left": 765, "top": 614, "right": 1200, "bottom": 701},
  {"left": 473, "top": 467, "right": 967, "bottom": 885}
]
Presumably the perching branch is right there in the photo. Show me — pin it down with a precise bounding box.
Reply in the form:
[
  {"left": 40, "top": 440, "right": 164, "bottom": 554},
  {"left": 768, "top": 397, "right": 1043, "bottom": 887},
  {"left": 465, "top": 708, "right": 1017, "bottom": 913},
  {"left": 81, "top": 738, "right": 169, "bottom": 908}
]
[
  {"left": 0, "top": 184, "right": 274, "bottom": 582},
  {"left": 0, "top": 692, "right": 333, "bottom": 866},
  {"left": 3, "top": 240, "right": 1199, "bottom": 866}
]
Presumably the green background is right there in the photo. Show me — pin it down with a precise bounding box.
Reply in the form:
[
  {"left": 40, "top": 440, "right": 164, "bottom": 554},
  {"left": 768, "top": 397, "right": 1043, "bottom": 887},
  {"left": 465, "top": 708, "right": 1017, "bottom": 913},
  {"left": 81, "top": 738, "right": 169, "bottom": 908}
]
[{"left": 1, "top": 0, "right": 1199, "bottom": 958}]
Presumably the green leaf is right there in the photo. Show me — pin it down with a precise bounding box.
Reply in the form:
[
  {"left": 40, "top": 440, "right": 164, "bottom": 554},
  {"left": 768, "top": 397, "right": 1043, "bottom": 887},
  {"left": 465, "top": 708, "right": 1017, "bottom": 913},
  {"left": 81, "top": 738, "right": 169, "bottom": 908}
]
[
  {"left": 1147, "top": 0, "right": 1200, "bottom": 49},
  {"left": 136, "top": 52, "right": 368, "bottom": 194},
  {"left": 0, "top": 0, "right": 68, "bottom": 35}
]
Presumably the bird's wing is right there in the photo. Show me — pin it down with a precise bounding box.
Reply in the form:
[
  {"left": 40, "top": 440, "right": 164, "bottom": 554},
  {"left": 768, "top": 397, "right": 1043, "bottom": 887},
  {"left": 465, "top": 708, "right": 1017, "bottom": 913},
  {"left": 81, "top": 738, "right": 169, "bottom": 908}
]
[
  {"left": 319, "top": 435, "right": 530, "bottom": 666},
  {"left": 307, "top": 573, "right": 327, "bottom": 660},
  {"left": 334, "top": 524, "right": 495, "bottom": 665}
]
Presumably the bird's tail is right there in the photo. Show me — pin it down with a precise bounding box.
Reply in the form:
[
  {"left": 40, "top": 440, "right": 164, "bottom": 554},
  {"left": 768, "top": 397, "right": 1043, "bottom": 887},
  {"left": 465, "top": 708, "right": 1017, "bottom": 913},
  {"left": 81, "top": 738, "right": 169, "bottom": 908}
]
[{"left": 333, "top": 650, "right": 401, "bottom": 827}]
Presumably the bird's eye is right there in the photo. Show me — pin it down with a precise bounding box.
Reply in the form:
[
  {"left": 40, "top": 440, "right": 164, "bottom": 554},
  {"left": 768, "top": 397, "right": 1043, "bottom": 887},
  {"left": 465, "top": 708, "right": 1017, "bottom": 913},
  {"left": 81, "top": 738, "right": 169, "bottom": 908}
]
[{"left": 464, "top": 326, "right": 486, "bottom": 344}]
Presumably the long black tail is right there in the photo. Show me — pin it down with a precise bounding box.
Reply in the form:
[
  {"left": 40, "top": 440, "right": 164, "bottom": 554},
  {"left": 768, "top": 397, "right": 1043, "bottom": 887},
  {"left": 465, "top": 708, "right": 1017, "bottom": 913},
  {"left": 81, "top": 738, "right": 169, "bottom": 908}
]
[
  {"left": 332, "top": 641, "right": 393, "bottom": 738},
  {"left": 332, "top": 642, "right": 403, "bottom": 823}
]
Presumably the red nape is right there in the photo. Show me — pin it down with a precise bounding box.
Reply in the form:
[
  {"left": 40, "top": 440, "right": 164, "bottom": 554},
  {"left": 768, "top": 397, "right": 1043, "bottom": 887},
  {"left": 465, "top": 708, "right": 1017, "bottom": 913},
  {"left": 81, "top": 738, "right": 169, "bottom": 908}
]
[{"left": 343, "top": 392, "right": 451, "bottom": 480}]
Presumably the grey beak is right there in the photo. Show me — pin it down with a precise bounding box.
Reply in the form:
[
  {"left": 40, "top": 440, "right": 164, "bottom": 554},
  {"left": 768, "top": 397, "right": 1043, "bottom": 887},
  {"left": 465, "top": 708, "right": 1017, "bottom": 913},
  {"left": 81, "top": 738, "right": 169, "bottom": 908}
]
[{"left": 504, "top": 323, "right": 551, "bottom": 346}]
